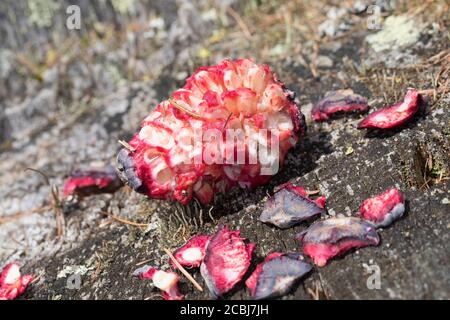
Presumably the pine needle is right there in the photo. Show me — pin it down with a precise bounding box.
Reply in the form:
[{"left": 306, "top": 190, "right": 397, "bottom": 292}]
[
  {"left": 163, "top": 247, "right": 203, "bottom": 292},
  {"left": 168, "top": 98, "right": 202, "bottom": 119},
  {"left": 118, "top": 140, "right": 135, "bottom": 152},
  {"left": 100, "top": 211, "right": 149, "bottom": 228}
]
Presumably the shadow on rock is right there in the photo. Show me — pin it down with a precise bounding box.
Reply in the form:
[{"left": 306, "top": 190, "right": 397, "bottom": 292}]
[{"left": 210, "top": 131, "right": 333, "bottom": 219}]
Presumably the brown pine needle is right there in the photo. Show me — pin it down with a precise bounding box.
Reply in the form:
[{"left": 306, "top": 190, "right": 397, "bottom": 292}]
[
  {"left": 0, "top": 205, "right": 51, "bottom": 224},
  {"left": 307, "top": 286, "right": 320, "bottom": 300},
  {"left": 163, "top": 247, "right": 203, "bottom": 292},
  {"left": 101, "top": 211, "right": 149, "bottom": 228},
  {"left": 15, "top": 54, "right": 43, "bottom": 81},
  {"left": 25, "top": 168, "right": 65, "bottom": 238},
  {"left": 135, "top": 258, "right": 153, "bottom": 266},
  {"left": 222, "top": 112, "right": 233, "bottom": 131},
  {"left": 306, "top": 189, "right": 321, "bottom": 195},
  {"left": 226, "top": 6, "right": 252, "bottom": 40},
  {"left": 144, "top": 293, "right": 164, "bottom": 300},
  {"left": 30, "top": 274, "right": 42, "bottom": 285},
  {"left": 118, "top": 140, "right": 135, "bottom": 152},
  {"left": 168, "top": 98, "right": 202, "bottom": 119}
]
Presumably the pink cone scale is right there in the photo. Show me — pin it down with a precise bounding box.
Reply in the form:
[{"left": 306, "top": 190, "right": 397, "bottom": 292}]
[
  {"left": 259, "top": 182, "right": 326, "bottom": 229},
  {"left": 63, "top": 165, "right": 122, "bottom": 197},
  {"left": 245, "top": 252, "right": 311, "bottom": 300},
  {"left": 117, "top": 59, "right": 306, "bottom": 205},
  {"left": 172, "top": 234, "right": 211, "bottom": 268},
  {"left": 312, "top": 89, "right": 368, "bottom": 122},
  {"left": 295, "top": 217, "right": 379, "bottom": 267},
  {"left": 133, "top": 265, "right": 184, "bottom": 300},
  {"left": 200, "top": 225, "right": 255, "bottom": 298},
  {"left": 358, "top": 89, "right": 420, "bottom": 129},
  {"left": 0, "top": 262, "right": 33, "bottom": 300},
  {"left": 359, "top": 188, "right": 405, "bottom": 228}
]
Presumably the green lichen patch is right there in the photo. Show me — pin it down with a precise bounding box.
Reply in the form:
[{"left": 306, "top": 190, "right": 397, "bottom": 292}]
[{"left": 366, "top": 15, "right": 423, "bottom": 53}]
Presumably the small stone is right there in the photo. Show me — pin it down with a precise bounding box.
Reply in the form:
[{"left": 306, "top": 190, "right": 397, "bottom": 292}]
[
  {"left": 345, "top": 145, "right": 354, "bottom": 155},
  {"left": 316, "top": 55, "right": 334, "bottom": 68}
]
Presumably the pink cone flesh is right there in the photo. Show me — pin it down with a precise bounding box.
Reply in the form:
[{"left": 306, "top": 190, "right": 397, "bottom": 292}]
[
  {"left": 0, "top": 263, "right": 33, "bottom": 300},
  {"left": 133, "top": 265, "right": 184, "bottom": 300},
  {"left": 312, "top": 89, "right": 368, "bottom": 122},
  {"left": 173, "top": 234, "right": 211, "bottom": 268},
  {"left": 359, "top": 188, "right": 405, "bottom": 228},
  {"left": 358, "top": 89, "right": 420, "bottom": 129},
  {"left": 117, "top": 58, "right": 306, "bottom": 204},
  {"left": 200, "top": 225, "right": 255, "bottom": 298}
]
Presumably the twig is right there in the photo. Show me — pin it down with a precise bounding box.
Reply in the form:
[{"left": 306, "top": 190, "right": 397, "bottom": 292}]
[
  {"left": 174, "top": 202, "right": 190, "bottom": 227},
  {"left": 25, "top": 168, "right": 65, "bottom": 238},
  {"left": 307, "top": 285, "right": 320, "bottom": 300},
  {"left": 163, "top": 248, "right": 203, "bottom": 292},
  {"left": 172, "top": 225, "right": 184, "bottom": 240},
  {"left": 226, "top": 6, "right": 252, "bottom": 40},
  {"left": 411, "top": 1, "right": 434, "bottom": 17},
  {"left": 30, "top": 274, "right": 42, "bottom": 285},
  {"left": 208, "top": 206, "right": 216, "bottom": 223},
  {"left": 305, "top": 189, "right": 321, "bottom": 196},
  {"left": 144, "top": 293, "right": 164, "bottom": 300},
  {"left": 178, "top": 204, "right": 189, "bottom": 226},
  {"left": 136, "top": 258, "right": 153, "bottom": 266},
  {"left": 171, "top": 205, "right": 184, "bottom": 225},
  {"left": 118, "top": 140, "right": 135, "bottom": 152},
  {"left": 316, "top": 273, "right": 330, "bottom": 299},
  {"left": 427, "top": 50, "right": 450, "bottom": 64},
  {"left": 307, "top": 42, "right": 320, "bottom": 78},
  {"left": 417, "top": 85, "right": 448, "bottom": 96},
  {"left": 169, "top": 98, "right": 202, "bottom": 119},
  {"left": 0, "top": 205, "right": 51, "bottom": 224},
  {"left": 89, "top": 252, "right": 102, "bottom": 282},
  {"left": 25, "top": 168, "right": 51, "bottom": 185},
  {"left": 14, "top": 54, "right": 43, "bottom": 81},
  {"left": 187, "top": 204, "right": 198, "bottom": 228},
  {"left": 417, "top": 89, "right": 436, "bottom": 95},
  {"left": 193, "top": 198, "right": 204, "bottom": 228},
  {"left": 222, "top": 112, "right": 233, "bottom": 131},
  {"left": 100, "top": 211, "right": 149, "bottom": 228}
]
